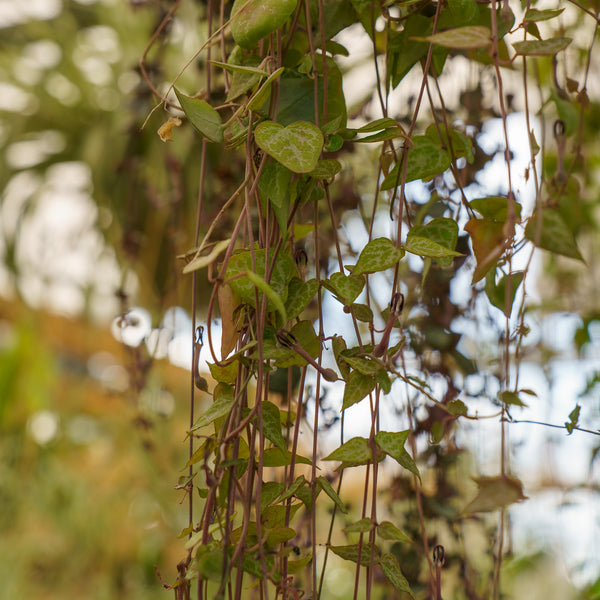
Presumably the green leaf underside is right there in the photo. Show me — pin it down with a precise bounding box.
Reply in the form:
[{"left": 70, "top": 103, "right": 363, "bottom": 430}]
[
  {"left": 342, "top": 355, "right": 382, "bottom": 376},
  {"left": 175, "top": 89, "right": 224, "bottom": 143},
  {"left": 262, "top": 447, "right": 312, "bottom": 467},
  {"left": 190, "top": 385, "right": 235, "bottom": 431},
  {"left": 416, "top": 25, "right": 491, "bottom": 49},
  {"left": 381, "top": 138, "right": 451, "bottom": 190},
  {"left": 374, "top": 431, "right": 420, "bottom": 479},
  {"left": 524, "top": 8, "right": 564, "bottom": 22},
  {"left": 377, "top": 521, "right": 412, "bottom": 543},
  {"left": 463, "top": 474, "right": 527, "bottom": 514},
  {"left": 182, "top": 239, "right": 232, "bottom": 274},
  {"left": 309, "top": 159, "right": 342, "bottom": 179},
  {"left": 525, "top": 210, "right": 583, "bottom": 261},
  {"left": 380, "top": 553, "right": 415, "bottom": 597},
  {"left": 230, "top": 0, "right": 298, "bottom": 48},
  {"left": 448, "top": 399, "right": 468, "bottom": 416},
  {"left": 513, "top": 37, "right": 572, "bottom": 56},
  {"left": 342, "top": 371, "right": 376, "bottom": 410},
  {"left": 351, "top": 238, "right": 405, "bottom": 276},
  {"left": 329, "top": 544, "right": 380, "bottom": 566},
  {"left": 255, "top": 121, "right": 324, "bottom": 173}
]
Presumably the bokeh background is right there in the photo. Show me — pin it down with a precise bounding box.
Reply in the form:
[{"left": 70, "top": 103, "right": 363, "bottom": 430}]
[{"left": 1, "top": 1, "right": 600, "bottom": 599}]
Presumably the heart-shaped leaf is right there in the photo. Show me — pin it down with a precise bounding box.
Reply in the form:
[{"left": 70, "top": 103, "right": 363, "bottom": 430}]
[
  {"left": 174, "top": 89, "right": 223, "bottom": 143},
  {"left": 230, "top": 0, "right": 298, "bottom": 48},
  {"left": 406, "top": 217, "right": 461, "bottom": 267},
  {"left": 322, "top": 272, "right": 365, "bottom": 305},
  {"left": 525, "top": 209, "right": 583, "bottom": 261},
  {"left": 255, "top": 121, "right": 324, "bottom": 173},
  {"left": 350, "top": 238, "right": 405, "bottom": 277},
  {"left": 285, "top": 278, "right": 319, "bottom": 320},
  {"left": 464, "top": 218, "right": 508, "bottom": 283},
  {"left": 342, "top": 371, "right": 376, "bottom": 410},
  {"left": 381, "top": 137, "right": 451, "bottom": 190}
]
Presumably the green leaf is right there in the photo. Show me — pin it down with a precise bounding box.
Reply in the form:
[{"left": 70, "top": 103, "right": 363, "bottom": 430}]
[
  {"left": 287, "top": 554, "right": 312, "bottom": 573},
  {"left": 266, "top": 527, "right": 296, "bottom": 548},
  {"left": 448, "top": 399, "right": 468, "bottom": 416},
  {"left": 344, "top": 518, "right": 373, "bottom": 534},
  {"left": 485, "top": 270, "right": 524, "bottom": 317},
  {"left": 374, "top": 431, "right": 420, "bottom": 479},
  {"left": 416, "top": 25, "right": 491, "bottom": 49},
  {"left": 247, "top": 67, "right": 286, "bottom": 112},
  {"left": 565, "top": 403, "right": 580, "bottom": 434},
  {"left": 190, "top": 384, "right": 235, "bottom": 431},
  {"left": 323, "top": 436, "right": 374, "bottom": 466},
  {"left": 464, "top": 217, "right": 507, "bottom": 283},
  {"left": 262, "top": 447, "right": 312, "bottom": 467},
  {"left": 245, "top": 269, "right": 287, "bottom": 324},
  {"left": 498, "top": 390, "right": 528, "bottom": 407},
  {"left": 308, "top": 159, "right": 342, "bottom": 179},
  {"left": 375, "top": 370, "right": 392, "bottom": 394},
  {"left": 262, "top": 503, "right": 301, "bottom": 529},
  {"left": 463, "top": 474, "right": 527, "bottom": 514},
  {"left": 377, "top": 521, "right": 412, "bottom": 543},
  {"left": 380, "top": 553, "right": 415, "bottom": 597},
  {"left": 230, "top": 0, "right": 298, "bottom": 48},
  {"left": 524, "top": 7, "right": 564, "bottom": 22},
  {"left": 196, "top": 549, "right": 225, "bottom": 582},
  {"left": 258, "top": 161, "right": 292, "bottom": 210},
  {"left": 351, "top": 303, "right": 374, "bottom": 323},
  {"left": 329, "top": 543, "right": 380, "bottom": 566},
  {"left": 285, "top": 278, "right": 318, "bottom": 320},
  {"left": 278, "top": 475, "right": 307, "bottom": 503},
  {"left": 316, "top": 476, "right": 347, "bottom": 513},
  {"left": 208, "top": 360, "right": 239, "bottom": 385},
  {"left": 407, "top": 216, "right": 461, "bottom": 268},
  {"left": 341, "top": 355, "right": 382, "bottom": 376},
  {"left": 182, "top": 239, "right": 231, "bottom": 274},
  {"left": 342, "top": 371, "right": 376, "bottom": 410},
  {"left": 405, "top": 236, "right": 462, "bottom": 259},
  {"left": 260, "top": 400, "right": 287, "bottom": 451},
  {"left": 225, "top": 249, "right": 296, "bottom": 307},
  {"left": 513, "top": 37, "right": 572, "bottom": 56},
  {"left": 389, "top": 14, "right": 431, "bottom": 86},
  {"left": 261, "top": 481, "right": 286, "bottom": 508},
  {"left": 174, "top": 89, "right": 224, "bottom": 143},
  {"left": 351, "top": 238, "right": 405, "bottom": 277},
  {"left": 525, "top": 210, "right": 584, "bottom": 261},
  {"left": 469, "top": 196, "right": 522, "bottom": 222},
  {"left": 381, "top": 137, "right": 451, "bottom": 190},
  {"left": 322, "top": 272, "right": 365, "bottom": 305},
  {"left": 255, "top": 121, "right": 324, "bottom": 173}
]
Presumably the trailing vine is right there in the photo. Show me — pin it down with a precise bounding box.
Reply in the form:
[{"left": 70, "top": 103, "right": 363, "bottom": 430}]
[{"left": 140, "top": 0, "right": 600, "bottom": 598}]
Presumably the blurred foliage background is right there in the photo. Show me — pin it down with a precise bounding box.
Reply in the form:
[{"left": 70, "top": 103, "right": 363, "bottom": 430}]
[{"left": 1, "top": 0, "right": 600, "bottom": 599}]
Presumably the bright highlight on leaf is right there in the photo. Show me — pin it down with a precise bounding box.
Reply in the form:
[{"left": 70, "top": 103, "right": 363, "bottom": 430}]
[{"left": 230, "top": 0, "right": 298, "bottom": 48}]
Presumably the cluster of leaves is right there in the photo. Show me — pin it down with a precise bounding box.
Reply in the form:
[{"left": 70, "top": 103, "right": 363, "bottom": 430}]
[{"left": 147, "top": 0, "right": 599, "bottom": 598}]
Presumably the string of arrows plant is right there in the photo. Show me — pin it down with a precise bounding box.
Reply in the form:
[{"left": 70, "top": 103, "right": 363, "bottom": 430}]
[{"left": 143, "top": 0, "right": 599, "bottom": 598}]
